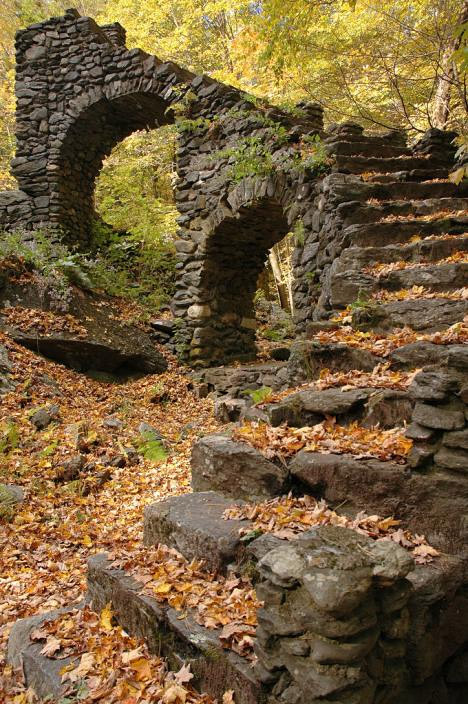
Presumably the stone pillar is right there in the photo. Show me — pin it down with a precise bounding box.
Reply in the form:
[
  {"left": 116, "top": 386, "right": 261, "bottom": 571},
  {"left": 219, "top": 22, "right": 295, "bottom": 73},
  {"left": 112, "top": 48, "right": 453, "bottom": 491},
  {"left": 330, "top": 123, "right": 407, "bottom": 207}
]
[{"left": 254, "top": 526, "right": 414, "bottom": 704}]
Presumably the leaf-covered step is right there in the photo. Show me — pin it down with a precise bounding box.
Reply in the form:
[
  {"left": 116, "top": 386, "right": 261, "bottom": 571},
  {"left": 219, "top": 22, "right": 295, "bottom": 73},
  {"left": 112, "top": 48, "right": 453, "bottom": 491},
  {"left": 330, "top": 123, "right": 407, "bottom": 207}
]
[
  {"left": 87, "top": 552, "right": 265, "bottom": 704},
  {"left": 143, "top": 491, "right": 251, "bottom": 573},
  {"left": 338, "top": 179, "right": 468, "bottom": 204},
  {"left": 336, "top": 197, "right": 468, "bottom": 227},
  {"left": 334, "top": 154, "right": 448, "bottom": 175},
  {"left": 335, "top": 235, "right": 468, "bottom": 272},
  {"left": 346, "top": 215, "right": 468, "bottom": 247},
  {"left": 351, "top": 297, "right": 468, "bottom": 334},
  {"left": 328, "top": 263, "right": 468, "bottom": 307},
  {"left": 325, "top": 139, "right": 412, "bottom": 158}
]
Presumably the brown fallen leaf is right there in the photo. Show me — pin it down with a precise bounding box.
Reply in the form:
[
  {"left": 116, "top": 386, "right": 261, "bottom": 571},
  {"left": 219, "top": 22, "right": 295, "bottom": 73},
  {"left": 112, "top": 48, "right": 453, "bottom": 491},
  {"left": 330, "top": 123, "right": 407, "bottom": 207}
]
[
  {"left": 40, "top": 635, "right": 61, "bottom": 657},
  {"left": 174, "top": 663, "right": 194, "bottom": 685}
]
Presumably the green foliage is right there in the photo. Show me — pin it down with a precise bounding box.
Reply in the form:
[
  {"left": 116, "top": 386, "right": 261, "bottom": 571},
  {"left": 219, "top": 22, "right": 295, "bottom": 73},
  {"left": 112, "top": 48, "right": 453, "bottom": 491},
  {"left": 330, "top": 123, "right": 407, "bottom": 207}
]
[
  {"left": 0, "top": 422, "right": 19, "bottom": 455},
  {"left": 350, "top": 290, "right": 373, "bottom": 311},
  {"left": 242, "top": 386, "right": 273, "bottom": 404},
  {"left": 175, "top": 116, "right": 211, "bottom": 133},
  {"left": 217, "top": 137, "right": 274, "bottom": 182},
  {"left": 293, "top": 220, "right": 305, "bottom": 247},
  {"left": 136, "top": 433, "right": 168, "bottom": 463},
  {"left": 299, "top": 134, "right": 330, "bottom": 174}
]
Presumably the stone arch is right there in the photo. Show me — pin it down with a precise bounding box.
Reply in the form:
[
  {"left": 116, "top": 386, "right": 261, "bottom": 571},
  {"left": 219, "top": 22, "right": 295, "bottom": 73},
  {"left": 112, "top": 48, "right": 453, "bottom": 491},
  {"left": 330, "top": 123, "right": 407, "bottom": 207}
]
[
  {"left": 177, "top": 175, "right": 308, "bottom": 366},
  {"left": 2, "top": 8, "right": 326, "bottom": 367},
  {"left": 51, "top": 83, "right": 175, "bottom": 240}
]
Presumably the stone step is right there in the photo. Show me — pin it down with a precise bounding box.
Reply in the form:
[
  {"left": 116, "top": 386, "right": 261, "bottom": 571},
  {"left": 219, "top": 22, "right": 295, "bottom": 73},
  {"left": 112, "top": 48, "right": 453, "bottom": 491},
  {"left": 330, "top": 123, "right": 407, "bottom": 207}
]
[
  {"left": 143, "top": 491, "right": 250, "bottom": 573},
  {"left": 335, "top": 235, "right": 468, "bottom": 272},
  {"left": 352, "top": 298, "right": 468, "bottom": 334},
  {"left": 363, "top": 168, "right": 450, "bottom": 182},
  {"left": 251, "top": 386, "right": 412, "bottom": 430},
  {"left": 87, "top": 553, "right": 265, "bottom": 704},
  {"left": 191, "top": 433, "right": 289, "bottom": 502},
  {"left": 337, "top": 197, "right": 468, "bottom": 227},
  {"left": 329, "top": 262, "right": 468, "bottom": 308},
  {"left": 347, "top": 215, "right": 468, "bottom": 247},
  {"left": 326, "top": 139, "right": 412, "bottom": 159},
  {"left": 7, "top": 602, "right": 87, "bottom": 701},
  {"left": 289, "top": 339, "right": 467, "bottom": 384},
  {"left": 334, "top": 154, "right": 448, "bottom": 175},
  {"left": 367, "top": 180, "right": 468, "bottom": 201},
  {"left": 289, "top": 451, "right": 468, "bottom": 553},
  {"left": 192, "top": 361, "right": 288, "bottom": 398}
]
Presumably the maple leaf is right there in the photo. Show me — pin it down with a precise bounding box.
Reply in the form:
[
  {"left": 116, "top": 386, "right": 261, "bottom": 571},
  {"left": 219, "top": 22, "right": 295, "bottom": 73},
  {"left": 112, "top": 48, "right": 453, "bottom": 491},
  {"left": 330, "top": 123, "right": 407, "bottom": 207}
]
[
  {"left": 64, "top": 652, "right": 95, "bottom": 682},
  {"left": 162, "top": 683, "right": 188, "bottom": 703},
  {"left": 174, "top": 663, "right": 194, "bottom": 685},
  {"left": 131, "top": 656, "right": 152, "bottom": 681}
]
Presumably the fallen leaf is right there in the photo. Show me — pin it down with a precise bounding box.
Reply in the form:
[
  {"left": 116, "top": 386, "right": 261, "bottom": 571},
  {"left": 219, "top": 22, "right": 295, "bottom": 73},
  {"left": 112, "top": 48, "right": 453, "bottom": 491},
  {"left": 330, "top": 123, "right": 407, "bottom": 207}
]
[{"left": 174, "top": 663, "right": 194, "bottom": 685}]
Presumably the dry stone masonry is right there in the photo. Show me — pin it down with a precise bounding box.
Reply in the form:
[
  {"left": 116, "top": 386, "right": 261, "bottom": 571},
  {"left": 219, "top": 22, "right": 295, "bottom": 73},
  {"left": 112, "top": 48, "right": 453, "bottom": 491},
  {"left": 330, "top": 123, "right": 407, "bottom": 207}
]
[
  {"left": 4, "top": 9, "right": 468, "bottom": 704},
  {"left": 1, "top": 8, "right": 465, "bottom": 367}
]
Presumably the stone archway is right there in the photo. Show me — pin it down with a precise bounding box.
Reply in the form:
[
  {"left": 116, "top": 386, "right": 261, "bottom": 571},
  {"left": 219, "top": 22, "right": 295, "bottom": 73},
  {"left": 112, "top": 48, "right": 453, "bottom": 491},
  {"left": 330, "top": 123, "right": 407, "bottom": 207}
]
[
  {"left": 1, "top": 8, "right": 325, "bottom": 367},
  {"left": 52, "top": 89, "right": 174, "bottom": 240},
  {"left": 189, "top": 197, "right": 291, "bottom": 365}
]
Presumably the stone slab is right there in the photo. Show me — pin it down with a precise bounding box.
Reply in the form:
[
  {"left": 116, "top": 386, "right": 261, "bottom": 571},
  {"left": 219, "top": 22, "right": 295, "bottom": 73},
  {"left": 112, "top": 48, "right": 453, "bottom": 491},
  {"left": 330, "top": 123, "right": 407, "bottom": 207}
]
[
  {"left": 143, "top": 491, "right": 252, "bottom": 573},
  {"left": 87, "top": 553, "right": 265, "bottom": 704}
]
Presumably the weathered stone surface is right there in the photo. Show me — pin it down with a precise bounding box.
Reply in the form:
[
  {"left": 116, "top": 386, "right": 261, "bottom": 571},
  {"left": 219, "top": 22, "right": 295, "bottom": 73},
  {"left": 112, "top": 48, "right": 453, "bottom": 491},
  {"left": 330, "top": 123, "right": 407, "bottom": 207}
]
[
  {"left": 413, "top": 401, "right": 465, "bottom": 430},
  {"left": 265, "top": 388, "right": 371, "bottom": 427},
  {"left": 0, "top": 280, "right": 167, "bottom": 375},
  {"left": 143, "top": 491, "right": 251, "bottom": 573},
  {"left": 191, "top": 434, "right": 288, "bottom": 501},
  {"left": 433, "top": 447, "right": 468, "bottom": 473},
  {"left": 87, "top": 553, "right": 265, "bottom": 704},
  {"left": 409, "top": 371, "right": 458, "bottom": 401},
  {"left": 442, "top": 428, "right": 468, "bottom": 451},
  {"left": 0, "top": 343, "right": 14, "bottom": 393},
  {"left": 289, "top": 451, "right": 468, "bottom": 552}
]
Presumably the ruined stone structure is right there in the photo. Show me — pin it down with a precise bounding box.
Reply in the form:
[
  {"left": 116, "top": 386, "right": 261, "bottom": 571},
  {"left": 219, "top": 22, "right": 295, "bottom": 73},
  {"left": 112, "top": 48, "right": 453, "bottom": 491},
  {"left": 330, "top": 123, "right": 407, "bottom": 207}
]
[
  {"left": 4, "top": 11, "right": 468, "bottom": 703},
  {"left": 1, "top": 8, "right": 462, "bottom": 368}
]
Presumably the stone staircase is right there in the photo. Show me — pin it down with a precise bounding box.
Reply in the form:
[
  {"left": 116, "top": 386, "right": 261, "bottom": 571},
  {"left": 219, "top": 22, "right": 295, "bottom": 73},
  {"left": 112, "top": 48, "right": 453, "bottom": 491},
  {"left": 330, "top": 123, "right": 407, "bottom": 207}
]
[{"left": 7, "top": 126, "right": 468, "bottom": 704}]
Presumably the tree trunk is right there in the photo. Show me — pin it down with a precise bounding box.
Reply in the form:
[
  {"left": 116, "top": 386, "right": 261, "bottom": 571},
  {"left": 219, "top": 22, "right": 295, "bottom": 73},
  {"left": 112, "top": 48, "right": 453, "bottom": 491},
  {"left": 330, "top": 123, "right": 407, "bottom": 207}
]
[
  {"left": 432, "top": 1, "right": 468, "bottom": 128},
  {"left": 269, "top": 247, "right": 289, "bottom": 311}
]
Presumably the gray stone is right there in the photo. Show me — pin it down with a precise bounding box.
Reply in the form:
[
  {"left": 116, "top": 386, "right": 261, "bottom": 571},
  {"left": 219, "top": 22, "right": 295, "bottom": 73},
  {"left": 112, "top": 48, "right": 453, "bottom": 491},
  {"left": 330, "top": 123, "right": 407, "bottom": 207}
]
[
  {"left": 191, "top": 434, "right": 288, "bottom": 501},
  {"left": 143, "top": 491, "right": 250, "bottom": 573},
  {"left": 442, "top": 428, "right": 468, "bottom": 451},
  {"left": 412, "top": 401, "right": 465, "bottom": 430},
  {"left": 433, "top": 447, "right": 468, "bottom": 472},
  {"left": 30, "top": 404, "right": 60, "bottom": 429},
  {"left": 409, "top": 371, "right": 457, "bottom": 401}
]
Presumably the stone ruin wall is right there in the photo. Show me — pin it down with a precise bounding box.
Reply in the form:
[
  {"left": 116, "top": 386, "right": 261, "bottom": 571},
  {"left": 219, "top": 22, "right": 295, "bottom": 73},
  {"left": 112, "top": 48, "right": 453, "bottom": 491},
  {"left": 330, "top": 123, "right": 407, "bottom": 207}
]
[
  {"left": 0, "top": 7, "right": 327, "bottom": 367},
  {"left": 1, "top": 9, "right": 462, "bottom": 368}
]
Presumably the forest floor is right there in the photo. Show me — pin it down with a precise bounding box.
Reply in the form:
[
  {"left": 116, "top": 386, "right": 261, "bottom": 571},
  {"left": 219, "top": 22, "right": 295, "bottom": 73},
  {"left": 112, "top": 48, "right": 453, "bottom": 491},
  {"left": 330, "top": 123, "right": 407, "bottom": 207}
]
[{"left": 0, "top": 330, "right": 227, "bottom": 703}]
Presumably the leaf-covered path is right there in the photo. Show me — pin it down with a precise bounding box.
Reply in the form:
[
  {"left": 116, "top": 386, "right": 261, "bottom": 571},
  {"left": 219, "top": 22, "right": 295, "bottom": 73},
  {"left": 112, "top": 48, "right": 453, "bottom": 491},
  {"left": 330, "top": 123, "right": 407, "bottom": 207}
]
[{"left": 0, "top": 332, "right": 221, "bottom": 702}]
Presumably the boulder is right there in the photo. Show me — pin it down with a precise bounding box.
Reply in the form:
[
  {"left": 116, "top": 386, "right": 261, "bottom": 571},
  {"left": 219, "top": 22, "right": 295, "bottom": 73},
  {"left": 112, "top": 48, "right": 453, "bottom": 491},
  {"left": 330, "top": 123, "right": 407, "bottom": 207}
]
[
  {"left": 0, "top": 279, "right": 167, "bottom": 375},
  {"left": 191, "top": 434, "right": 289, "bottom": 501}
]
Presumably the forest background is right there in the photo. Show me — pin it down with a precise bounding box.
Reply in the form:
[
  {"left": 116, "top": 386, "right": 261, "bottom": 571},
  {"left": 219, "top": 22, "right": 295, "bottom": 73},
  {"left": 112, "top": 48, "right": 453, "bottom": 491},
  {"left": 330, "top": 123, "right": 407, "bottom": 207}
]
[{"left": 1, "top": 0, "right": 467, "bottom": 312}]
